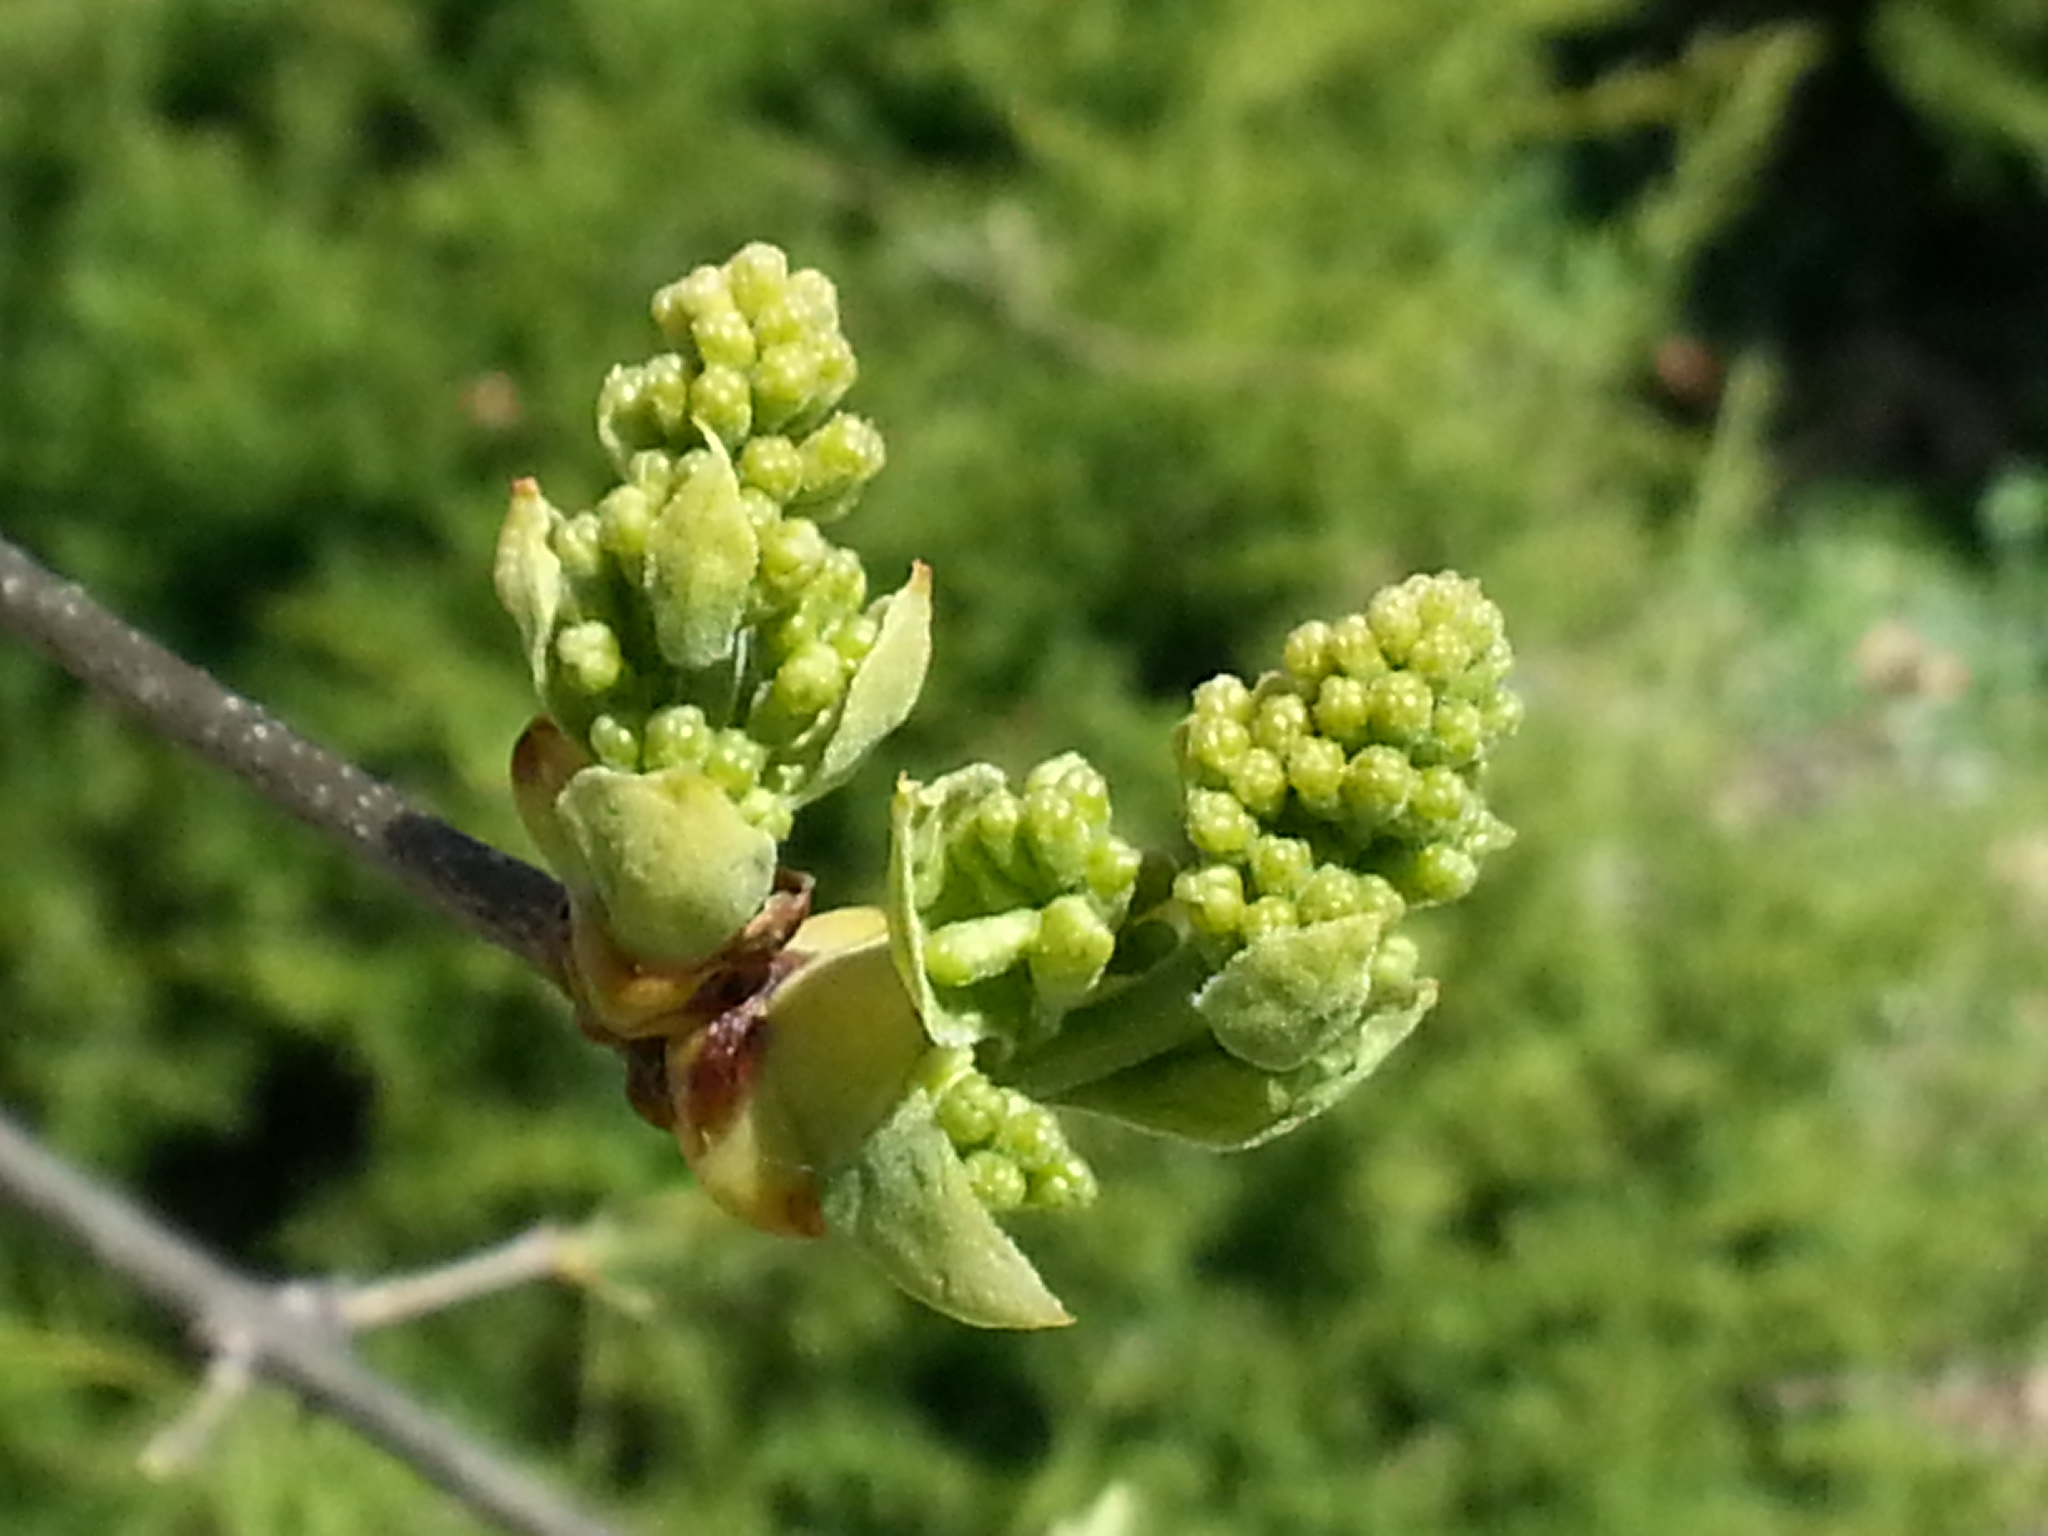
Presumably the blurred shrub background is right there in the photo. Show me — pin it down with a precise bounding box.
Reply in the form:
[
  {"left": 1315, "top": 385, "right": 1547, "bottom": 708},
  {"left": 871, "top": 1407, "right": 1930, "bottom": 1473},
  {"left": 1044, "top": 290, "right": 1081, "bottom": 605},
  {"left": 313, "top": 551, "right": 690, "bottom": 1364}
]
[{"left": 2, "top": 1, "right": 2046, "bottom": 1532}]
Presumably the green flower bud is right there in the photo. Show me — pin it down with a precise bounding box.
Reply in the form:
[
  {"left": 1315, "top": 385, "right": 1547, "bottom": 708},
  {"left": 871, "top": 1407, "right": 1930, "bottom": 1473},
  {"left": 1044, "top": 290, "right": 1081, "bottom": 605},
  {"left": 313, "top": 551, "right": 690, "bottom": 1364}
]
[
  {"left": 555, "top": 620, "right": 623, "bottom": 696},
  {"left": 643, "top": 704, "right": 711, "bottom": 769},
  {"left": 1175, "top": 864, "right": 1246, "bottom": 941},
  {"left": 693, "top": 307, "right": 757, "bottom": 372},
  {"left": 1181, "top": 713, "right": 1251, "bottom": 784},
  {"left": 1368, "top": 672, "right": 1436, "bottom": 745},
  {"left": 758, "top": 517, "right": 829, "bottom": 601},
  {"left": 993, "top": 1092, "right": 1064, "bottom": 1165},
  {"left": 1085, "top": 839, "right": 1143, "bottom": 903},
  {"left": 926, "top": 909, "right": 1043, "bottom": 990},
  {"left": 596, "top": 363, "right": 663, "bottom": 468},
  {"left": 1285, "top": 734, "right": 1347, "bottom": 814},
  {"left": 691, "top": 363, "right": 753, "bottom": 448},
  {"left": 1429, "top": 697, "right": 1486, "bottom": 766},
  {"left": 726, "top": 241, "right": 790, "bottom": 320},
  {"left": 770, "top": 640, "right": 850, "bottom": 721},
  {"left": 1226, "top": 747, "right": 1288, "bottom": 820},
  {"left": 1313, "top": 674, "right": 1373, "bottom": 745},
  {"left": 1252, "top": 692, "right": 1311, "bottom": 756},
  {"left": 552, "top": 511, "right": 605, "bottom": 585},
  {"left": 1186, "top": 788, "right": 1256, "bottom": 858},
  {"left": 1367, "top": 582, "right": 1424, "bottom": 661},
  {"left": 936, "top": 1061, "right": 1005, "bottom": 1145},
  {"left": 888, "top": 756, "right": 1139, "bottom": 1050},
  {"left": 965, "top": 1150, "right": 1028, "bottom": 1211},
  {"left": 1329, "top": 613, "right": 1386, "bottom": 679},
  {"left": 1343, "top": 745, "right": 1414, "bottom": 828},
  {"left": 1028, "top": 893, "right": 1118, "bottom": 1012},
  {"left": 753, "top": 342, "right": 824, "bottom": 433},
  {"left": 738, "top": 434, "right": 806, "bottom": 503},
  {"left": 1240, "top": 896, "right": 1298, "bottom": 944},
  {"left": 597, "top": 484, "right": 655, "bottom": 568},
  {"left": 1029, "top": 1160, "right": 1097, "bottom": 1211},
  {"left": 1407, "top": 764, "right": 1471, "bottom": 834},
  {"left": 650, "top": 264, "right": 730, "bottom": 340},
  {"left": 1282, "top": 619, "right": 1334, "bottom": 684},
  {"left": 1401, "top": 842, "right": 1479, "bottom": 905},
  {"left": 1192, "top": 673, "right": 1255, "bottom": 723},
  {"left": 589, "top": 714, "right": 640, "bottom": 770},
  {"left": 785, "top": 267, "right": 841, "bottom": 333},
  {"left": 1296, "top": 864, "right": 1365, "bottom": 924},
  {"left": 1247, "top": 835, "right": 1315, "bottom": 900},
  {"left": 795, "top": 413, "right": 886, "bottom": 520},
  {"left": 811, "top": 335, "right": 858, "bottom": 417}
]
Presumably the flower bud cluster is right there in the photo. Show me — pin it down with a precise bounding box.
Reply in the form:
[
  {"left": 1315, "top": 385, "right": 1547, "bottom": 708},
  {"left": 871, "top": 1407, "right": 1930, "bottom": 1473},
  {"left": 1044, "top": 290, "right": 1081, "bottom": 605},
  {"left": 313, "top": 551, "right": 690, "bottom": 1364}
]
[
  {"left": 606, "top": 242, "right": 868, "bottom": 479},
  {"left": 1173, "top": 571, "right": 1520, "bottom": 951},
  {"left": 905, "top": 755, "right": 1145, "bottom": 1028},
  {"left": 921, "top": 1049, "right": 1098, "bottom": 1213},
  {"left": 495, "top": 244, "right": 928, "bottom": 856}
]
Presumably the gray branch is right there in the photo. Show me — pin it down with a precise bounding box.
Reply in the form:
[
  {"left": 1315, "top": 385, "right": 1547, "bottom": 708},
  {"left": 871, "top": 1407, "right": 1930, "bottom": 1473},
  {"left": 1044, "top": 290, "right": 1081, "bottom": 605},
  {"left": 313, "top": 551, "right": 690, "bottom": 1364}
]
[
  {"left": 0, "top": 532, "right": 570, "bottom": 986},
  {"left": 0, "top": 534, "right": 633, "bottom": 1528},
  {"left": 0, "top": 1101, "right": 629, "bottom": 1536}
]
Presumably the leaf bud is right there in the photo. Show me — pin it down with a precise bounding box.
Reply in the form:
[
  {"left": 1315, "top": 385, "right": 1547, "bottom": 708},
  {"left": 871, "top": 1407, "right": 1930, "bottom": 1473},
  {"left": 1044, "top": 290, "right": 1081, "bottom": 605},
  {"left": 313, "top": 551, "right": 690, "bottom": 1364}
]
[{"left": 646, "top": 436, "right": 757, "bottom": 669}]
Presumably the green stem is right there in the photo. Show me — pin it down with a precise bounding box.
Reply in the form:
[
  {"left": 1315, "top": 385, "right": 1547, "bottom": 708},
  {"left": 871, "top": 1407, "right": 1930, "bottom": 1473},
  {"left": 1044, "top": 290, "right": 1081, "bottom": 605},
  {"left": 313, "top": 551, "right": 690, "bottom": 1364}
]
[{"left": 998, "top": 941, "right": 1214, "bottom": 1101}]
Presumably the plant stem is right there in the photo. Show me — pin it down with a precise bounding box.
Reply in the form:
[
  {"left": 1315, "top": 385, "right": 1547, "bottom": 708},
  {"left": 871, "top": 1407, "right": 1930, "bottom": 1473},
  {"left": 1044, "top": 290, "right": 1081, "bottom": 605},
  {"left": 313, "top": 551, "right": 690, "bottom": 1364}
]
[
  {"left": 0, "top": 1100, "right": 629, "bottom": 1536},
  {"left": 0, "top": 532, "right": 570, "bottom": 987}
]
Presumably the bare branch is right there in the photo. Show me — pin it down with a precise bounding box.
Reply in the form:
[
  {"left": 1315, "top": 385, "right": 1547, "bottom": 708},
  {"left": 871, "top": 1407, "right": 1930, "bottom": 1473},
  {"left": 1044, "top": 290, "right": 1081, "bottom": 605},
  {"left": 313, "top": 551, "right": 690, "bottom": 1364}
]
[
  {"left": 336, "top": 1224, "right": 582, "bottom": 1333},
  {"left": 141, "top": 1346, "right": 257, "bottom": 1477},
  {"left": 0, "top": 532, "right": 570, "bottom": 987},
  {"left": 0, "top": 1100, "right": 631, "bottom": 1536}
]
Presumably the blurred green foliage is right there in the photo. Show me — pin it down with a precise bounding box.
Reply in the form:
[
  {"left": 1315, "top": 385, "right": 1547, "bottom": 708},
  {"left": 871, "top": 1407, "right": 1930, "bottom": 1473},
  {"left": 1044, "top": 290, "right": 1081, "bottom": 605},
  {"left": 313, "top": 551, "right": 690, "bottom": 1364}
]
[{"left": 3, "top": 1, "right": 2047, "bottom": 1533}]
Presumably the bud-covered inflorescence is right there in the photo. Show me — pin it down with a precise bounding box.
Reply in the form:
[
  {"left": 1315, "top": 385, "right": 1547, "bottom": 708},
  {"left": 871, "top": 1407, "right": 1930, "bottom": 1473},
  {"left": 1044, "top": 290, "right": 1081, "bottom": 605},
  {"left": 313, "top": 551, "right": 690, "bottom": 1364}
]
[
  {"left": 1174, "top": 572, "right": 1519, "bottom": 949},
  {"left": 495, "top": 243, "right": 930, "bottom": 969},
  {"left": 904, "top": 755, "right": 1143, "bottom": 1031},
  {"left": 494, "top": 244, "right": 1523, "bottom": 1332},
  {"left": 922, "top": 1047, "right": 1098, "bottom": 1213}
]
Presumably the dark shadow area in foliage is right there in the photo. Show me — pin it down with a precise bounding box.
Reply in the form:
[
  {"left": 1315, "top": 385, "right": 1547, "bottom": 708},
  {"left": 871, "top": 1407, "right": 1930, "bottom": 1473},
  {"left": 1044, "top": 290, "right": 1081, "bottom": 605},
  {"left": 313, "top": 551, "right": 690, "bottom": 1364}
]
[
  {"left": 139, "top": 1031, "right": 373, "bottom": 1265},
  {"left": 904, "top": 1332, "right": 1054, "bottom": 1469},
  {"left": 1555, "top": 0, "right": 2048, "bottom": 537},
  {"left": 747, "top": 12, "right": 1022, "bottom": 174},
  {"left": 1195, "top": 1124, "right": 1360, "bottom": 1312}
]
